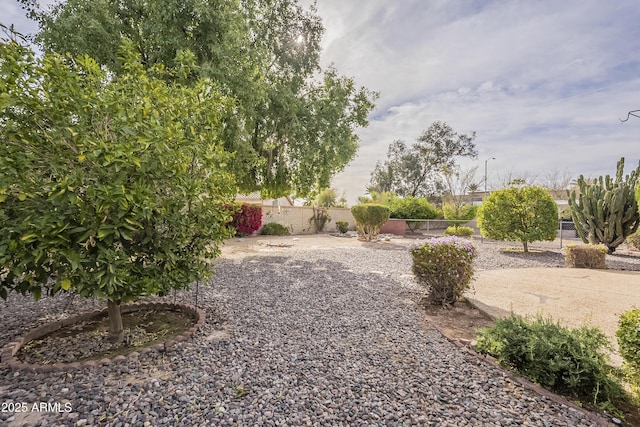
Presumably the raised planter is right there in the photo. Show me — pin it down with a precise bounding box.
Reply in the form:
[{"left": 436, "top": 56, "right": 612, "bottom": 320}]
[
  {"left": 0, "top": 302, "right": 205, "bottom": 372},
  {"left": 380, "top": 218, "right": 406, "bottom": 236}
]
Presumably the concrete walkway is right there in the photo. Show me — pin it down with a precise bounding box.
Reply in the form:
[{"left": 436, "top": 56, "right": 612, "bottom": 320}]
[{"left": 467, "top": 268, "right": 640, "bottom": 366}]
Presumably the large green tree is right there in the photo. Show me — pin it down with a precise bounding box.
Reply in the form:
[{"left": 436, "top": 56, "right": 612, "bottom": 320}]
[
  {"left": 0, "top": 36, "right": 235, "bottom": 342},
  {"left": 369, "top": 121, "right": 477, "bottom": 198},
  {"left": 478, "top": 186, "right": 558, "bottom": 252},
  {"left": 19, "top": 0, "right": 377, "bottom": 197}
]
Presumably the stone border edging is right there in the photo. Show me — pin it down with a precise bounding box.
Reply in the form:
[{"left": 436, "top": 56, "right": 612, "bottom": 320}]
[
  {"left": 0, "top": 302, "right": 205, "bottom": 373},
  {"left": 435, "top": 302, "right": 616, "bottom": 427}
]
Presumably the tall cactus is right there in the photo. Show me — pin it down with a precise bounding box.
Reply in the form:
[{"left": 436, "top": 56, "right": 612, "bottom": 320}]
[{"left": 567, "top": 158, "right": 640, "bottom": 253}]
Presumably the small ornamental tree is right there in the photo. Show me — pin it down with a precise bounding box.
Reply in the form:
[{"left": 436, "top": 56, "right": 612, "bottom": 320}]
[
  {"left": 478, "top": 186, "right": 558, "bottom": 252},
  {"left": 0, "top": 38, "right": 236, "bottom": 342},
  {"left": 351, "top": 204, "right": 390, "bottom": 241}
]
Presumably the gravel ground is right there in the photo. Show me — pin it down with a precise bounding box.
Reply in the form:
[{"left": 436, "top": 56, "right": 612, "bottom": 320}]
[{"left": 1, "top": 236, "right": 638, "bottom": 426}]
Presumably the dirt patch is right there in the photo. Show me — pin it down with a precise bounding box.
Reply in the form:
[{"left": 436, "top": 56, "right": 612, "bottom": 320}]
[
  {"left": 421, "top": 297, "right": 495, "bottom": 344},
  {"left": 16, "top": 308, "right": 195, "bottom": 364}
]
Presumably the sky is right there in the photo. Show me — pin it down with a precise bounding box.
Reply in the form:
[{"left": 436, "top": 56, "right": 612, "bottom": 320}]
[
  {"left": 3, "top": 1, "right": 640, "bottom": 205},
  {"left": 302, "top": 0, "right": 640, "bottom": 204}
]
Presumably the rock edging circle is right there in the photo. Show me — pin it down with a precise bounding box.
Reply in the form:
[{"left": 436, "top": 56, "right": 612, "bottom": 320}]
[{"left": 0, "top": 301, "right": 205, "bottom": 373}]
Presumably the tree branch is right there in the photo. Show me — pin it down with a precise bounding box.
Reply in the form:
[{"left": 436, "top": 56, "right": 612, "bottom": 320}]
[{"left": 620, "top": 110, "right": 640, "bottom": 123}]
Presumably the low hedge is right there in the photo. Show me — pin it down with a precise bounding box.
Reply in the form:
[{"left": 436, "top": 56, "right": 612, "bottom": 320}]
[{"left": 564, "top": 244, "right": 607, "bottom": 269}]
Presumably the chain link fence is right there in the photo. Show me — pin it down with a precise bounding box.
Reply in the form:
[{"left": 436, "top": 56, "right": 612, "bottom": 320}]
[{"left": 403, "top": 219, "right": 581, "bottom": 248}]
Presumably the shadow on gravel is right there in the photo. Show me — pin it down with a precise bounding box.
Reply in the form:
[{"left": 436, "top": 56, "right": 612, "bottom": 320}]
[
  {"left": 359, "top": 242, "right": 408, "bottom": 251},
  {"left": 498, "top": 250, "right": 564, "bottom": 260}
]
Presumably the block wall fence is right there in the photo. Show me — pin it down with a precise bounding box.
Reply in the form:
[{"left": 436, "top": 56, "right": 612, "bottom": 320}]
[{"left": 259, "top": 206, "right": 355, "bottom": 235}]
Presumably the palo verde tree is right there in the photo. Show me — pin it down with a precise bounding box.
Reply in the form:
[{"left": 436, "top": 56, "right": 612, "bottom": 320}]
[
  {"left": 369, "top": 121, "right": 477, "bottom": 198},
  {"left": 478, "top": 186, "right": 558, "bottom": 252},
  {"left": 19, "top": 0, "right": 377, "bottom": 198},
  {"left": 567, "top": 158, "right": 640, "bottom": 253},
  {"left": 0, "top": 36, "right": 236, "bottom": 342}
]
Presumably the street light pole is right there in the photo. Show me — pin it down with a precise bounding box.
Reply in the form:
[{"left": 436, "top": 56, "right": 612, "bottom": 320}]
[{"left": 484, "top": 157, "right": 495, "bottom": 193}]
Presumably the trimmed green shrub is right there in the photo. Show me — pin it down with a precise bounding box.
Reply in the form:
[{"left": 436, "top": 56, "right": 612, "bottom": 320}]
[
  {"left": 617, "top": 309, "right": 640, "bottom": 400},
  {"left": 444, "top": 226, "right": 474, "bottom": 237},
  {"left": 409, "top": 236, "right": 477, "bottom": 305},
  {"left": 390, "top": 196, "right": 440, "bottom": 232},
  {"left": 335, "top": 220, "right": 349, "bottom": 234},
  {"left": 478, "top": 186, "right": 558, "bottom": 252},
  {"left": 260, "top": 222, "right": 290, "bottom": 236},
  {"left": 564, "top": 244, "right": 607, "bottom": 269},
  {"left": 627, "top": 232, "right": 640, "bottom": 251},
  {"left": 476, "top": 314, "right": 624, "bottom": 405},
  {"left": 351, "top": 203, "right": 390, "bottom": 241}
]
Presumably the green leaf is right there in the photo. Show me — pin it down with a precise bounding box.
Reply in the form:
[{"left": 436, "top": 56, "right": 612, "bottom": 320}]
[
  {"left": 97, "top": 226, "right": 114, "bottom": 239},
  {"left": 61, "top": 279, "right": 71, "bottom": 291}
]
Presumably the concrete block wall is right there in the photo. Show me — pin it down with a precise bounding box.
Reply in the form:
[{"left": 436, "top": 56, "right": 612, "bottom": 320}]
[{"left": 260, "top": 206, "right": 356, "bottom": 234}]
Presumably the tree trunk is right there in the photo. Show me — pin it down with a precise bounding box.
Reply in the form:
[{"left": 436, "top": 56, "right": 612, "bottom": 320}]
[
  {"left": 523, "top": 241, "right": 529, "bottom": 253},
  {"left": 107, "top": 299, "right": 124, "bottom": 343}
]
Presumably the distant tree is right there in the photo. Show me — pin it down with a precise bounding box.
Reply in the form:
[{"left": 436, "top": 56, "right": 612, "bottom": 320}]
[
  {"left": 0, "top": 39, "right": 235, "bottom": 342},
  {"left": 441, "top": 165, "right": 479, "bottom": 220},
  {"left": 539, "top": 169, "right": 574, "bottom": 199},
  {"left": 389, "top": 197, "right": 440, "bottom": 232},
  {"left": 491, "top": 168, "right": 538, "bottom": 190},
  {"left": 357, "top": 190, "right": 399, "bottom": 206},
  {"left": 20, "top": 0, "right": 377, "bottom": 198},
  {"left": 478, "top": 186, "right": 558, "bottom": 252},
  {"left": 443, "top": 204, "right": 477, "bottom": 223},
  {"left": 315, "top": 188, "right": 338, "bottom": 208},
  {"left": 369, "top": 121, "right": 477, "bottom": 198}
]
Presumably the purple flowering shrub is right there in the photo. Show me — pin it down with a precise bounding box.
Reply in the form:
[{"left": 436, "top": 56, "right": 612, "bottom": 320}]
[{"left": 409, "top": 236, "right": 478, "bottom": 305}]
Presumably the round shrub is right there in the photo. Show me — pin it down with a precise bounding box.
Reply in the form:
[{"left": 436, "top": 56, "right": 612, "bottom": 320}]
[
  {"left": 259, "top": 222, "right": 290, "bottom": 236},
  {"left": 409, "top": 236, "right": 477, "bottom": 305},
  {"left": 351, "top": 203, "right": 390, "bottom": 241},
  {"left": 444, "top": 226, "right": 474, "bottom": 237},
  {"left": 335, "top": 220, "right": 349, "bottom": 234}
]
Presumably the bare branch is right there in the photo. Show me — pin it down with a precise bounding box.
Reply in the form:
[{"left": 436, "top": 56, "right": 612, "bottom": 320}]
[{"left": 620, "top": 110, "right": 640, "bottom": 123}]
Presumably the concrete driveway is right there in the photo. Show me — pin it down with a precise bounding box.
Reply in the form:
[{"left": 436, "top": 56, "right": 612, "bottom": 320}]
[{"left": 467, "top": 268, "right": 640, "bottom": 366}]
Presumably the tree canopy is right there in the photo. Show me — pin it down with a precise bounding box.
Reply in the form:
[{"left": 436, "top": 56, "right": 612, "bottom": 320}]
[
  {"left": 369, "top": 121, "right": 477, "bottom": 198},
  {"left": 0, "top": 37, "right": 236, "bottom": 341},
  {"left": 19, "top": 0, "right": 377, "bottom": 197}
]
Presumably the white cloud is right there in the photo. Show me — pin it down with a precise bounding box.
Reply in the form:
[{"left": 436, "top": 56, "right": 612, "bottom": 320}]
[{"left": 306, "top": 1, "right": 640, "bottom": 204}]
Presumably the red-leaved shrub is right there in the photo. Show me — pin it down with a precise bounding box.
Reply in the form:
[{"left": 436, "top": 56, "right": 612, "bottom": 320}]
[{"left": 228, "top": 204, "right": 262, "bottom": 236}]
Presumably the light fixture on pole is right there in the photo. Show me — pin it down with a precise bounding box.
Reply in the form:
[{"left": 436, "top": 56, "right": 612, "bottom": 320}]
[{"left": 484, "top": 157, "right": 495, "bottom": 193}]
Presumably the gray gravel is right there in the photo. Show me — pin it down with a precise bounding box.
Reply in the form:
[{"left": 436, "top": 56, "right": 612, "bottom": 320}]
[{"left": 1, "top": 237, "right": 638, "bottom": 426}]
